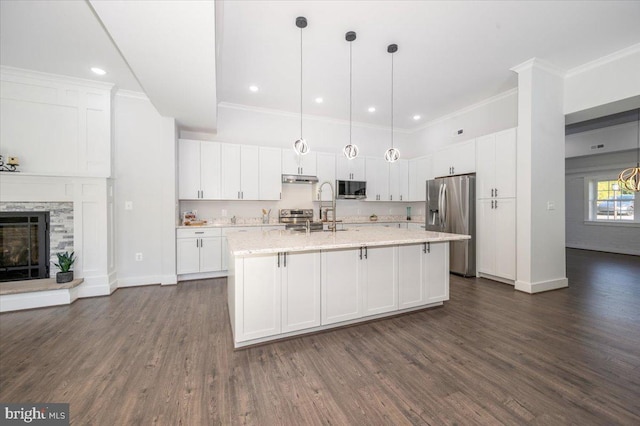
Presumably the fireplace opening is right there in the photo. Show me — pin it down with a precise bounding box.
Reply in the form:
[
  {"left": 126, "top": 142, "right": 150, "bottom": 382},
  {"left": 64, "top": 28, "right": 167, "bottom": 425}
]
[{"left": 0, "top": 212, "right": 50, "bottom": 282}]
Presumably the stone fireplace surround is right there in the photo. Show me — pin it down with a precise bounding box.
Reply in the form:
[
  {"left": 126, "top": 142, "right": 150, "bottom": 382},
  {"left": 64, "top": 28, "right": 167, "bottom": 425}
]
[{"left": 0, "top": 174, "right": 115, "bottom": 312}]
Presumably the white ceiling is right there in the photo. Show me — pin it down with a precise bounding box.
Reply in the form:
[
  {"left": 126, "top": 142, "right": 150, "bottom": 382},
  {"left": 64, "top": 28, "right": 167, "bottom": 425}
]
[{"left": 1, "top": 1, "right": 640, "bottom": 134}]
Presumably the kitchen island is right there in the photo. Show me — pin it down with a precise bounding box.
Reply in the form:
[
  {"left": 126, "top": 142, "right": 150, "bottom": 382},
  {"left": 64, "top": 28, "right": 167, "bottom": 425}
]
[{"left": 226, "top": 227, "right": 470, "bottom": 348}]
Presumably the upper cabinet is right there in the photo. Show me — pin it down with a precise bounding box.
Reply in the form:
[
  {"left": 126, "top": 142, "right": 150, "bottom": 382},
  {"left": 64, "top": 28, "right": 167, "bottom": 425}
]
[
  {"left": 259, "top": 147, "right": 282, "bottom": 201},
  {"left": 315, "top": 152, "right": 336, "bottom": 201},
  {"left": 282, "top": 150, "right": 317, "bottom": 176},
  {"left": 388, "top": 159, "right": 409, "bottom": 202},
  {"left": 336, "top": 156, "right": 366, "bottom": 181},
  {"left": 408, "top": 155, "right": 433, "bottom": 202},
  {"left": 476, "top": 128, "right": 516, "bottom": 200},
  {"left": 178, "top": 139, "right": 221, "bottom": 199},
  {"left": 433, "top": 139, "right": 476, "bottom": 178},
  {"left": 365, "top": 157, "right": 389, "bottom": 201},
  {"left": 221, "top": 144, "right": 260, "bottom": 200}
]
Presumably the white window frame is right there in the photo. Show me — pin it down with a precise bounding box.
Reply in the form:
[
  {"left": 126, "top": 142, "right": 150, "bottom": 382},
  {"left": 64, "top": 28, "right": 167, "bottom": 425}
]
[{"left": 584, "top": 175, "right": 638, "bottom": 226}]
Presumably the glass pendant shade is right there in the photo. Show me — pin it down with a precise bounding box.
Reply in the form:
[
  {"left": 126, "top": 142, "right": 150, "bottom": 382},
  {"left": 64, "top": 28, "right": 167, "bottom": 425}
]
[
  {"left": 343, "top": 143, "right": 359, "bottom": 160},
  {"left": 293, "top": 138, "right": 310, "bottom": 156},
  {"left": 384, "top": 147, "right": 400, "bottom": 163}
]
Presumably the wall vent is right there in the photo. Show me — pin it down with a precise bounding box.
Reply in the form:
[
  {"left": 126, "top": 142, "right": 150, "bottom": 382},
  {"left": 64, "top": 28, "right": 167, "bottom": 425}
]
[{"left": 590, "top": 144, "right": 605, "bottom": 150}]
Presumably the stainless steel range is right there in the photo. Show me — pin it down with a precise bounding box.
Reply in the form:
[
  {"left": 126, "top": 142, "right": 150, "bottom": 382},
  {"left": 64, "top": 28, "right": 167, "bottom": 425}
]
[{"left": 279, "top": 209, "right": 323, "bottom": 232}]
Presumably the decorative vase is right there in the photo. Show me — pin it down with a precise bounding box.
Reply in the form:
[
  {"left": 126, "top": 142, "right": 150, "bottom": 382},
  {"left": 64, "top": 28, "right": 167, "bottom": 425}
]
[{"left": 56, "top": 271, "right": 74, "bottom": 284}]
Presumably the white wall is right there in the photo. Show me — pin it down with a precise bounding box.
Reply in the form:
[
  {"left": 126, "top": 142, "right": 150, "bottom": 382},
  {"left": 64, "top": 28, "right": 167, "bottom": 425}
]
[
  {"left": 565, "top": 151, "right": 640, "bottom": 256},
  {"left": 189, "top": 103, "right": 413, "bottom": 160},
  {"left": 113, "top": 91, "right": 177, "bottom": 286},
  {"left": 0, "top": 66, "right": 113, "bottom": 177},
  {"left": 565, "top": 44, "right": 640, "bottom": 116},
  {"left": 566, "top": 121, "right": 639, "bottom": 158},
  {"left": 410, "top": 90, "right": 518, "bottom": 157}
]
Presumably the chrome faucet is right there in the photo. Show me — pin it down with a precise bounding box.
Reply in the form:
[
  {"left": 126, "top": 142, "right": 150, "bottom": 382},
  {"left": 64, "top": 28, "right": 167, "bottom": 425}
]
[
  {"left": 231, "top": 215, "right": 237, "bottom": 225},
  {"left": 305, "top": 219, "right": 311, "bottom": 235},
  {"left": 318, "top": 181, "right": 337, "bottom": 233}
]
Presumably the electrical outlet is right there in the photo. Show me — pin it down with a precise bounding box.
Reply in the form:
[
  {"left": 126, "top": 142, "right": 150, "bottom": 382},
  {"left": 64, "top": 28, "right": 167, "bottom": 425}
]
[
  {"left": 125, "top": 201, "right": 133, "bottom": 210},
  {"left": 221, "top": 209, "right": 228, "bottom": 217},
  {"left": 135, "top": 253, "right": 143, "bottom": 261},
  {"left": 547, "top": 201, "right": 555, "bottom": 211}
]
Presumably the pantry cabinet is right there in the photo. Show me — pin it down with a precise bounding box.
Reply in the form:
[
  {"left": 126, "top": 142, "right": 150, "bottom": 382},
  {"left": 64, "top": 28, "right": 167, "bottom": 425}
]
[
  {"left": 476, "top": 198, "right": 516, "bottom": 281},
  {"left": 476, "top": 127, "right": 517, "bottom": 199},
  {"left": 178, "top": 139, "right": 221, "bottom": 199}
]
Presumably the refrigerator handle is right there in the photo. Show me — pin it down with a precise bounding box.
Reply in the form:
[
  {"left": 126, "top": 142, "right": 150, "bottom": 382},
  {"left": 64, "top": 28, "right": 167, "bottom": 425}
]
[
  {"left": 438, "top": 184, "right": 444, "bottom": 226},
  {"left": 441, "top": 183, "right": 447, "bottom": 227}
]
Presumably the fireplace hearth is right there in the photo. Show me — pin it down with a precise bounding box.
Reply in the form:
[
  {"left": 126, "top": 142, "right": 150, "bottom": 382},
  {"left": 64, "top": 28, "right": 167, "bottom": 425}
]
[{"left": 0, "top": 212, "right": 50, "bottom": 281}]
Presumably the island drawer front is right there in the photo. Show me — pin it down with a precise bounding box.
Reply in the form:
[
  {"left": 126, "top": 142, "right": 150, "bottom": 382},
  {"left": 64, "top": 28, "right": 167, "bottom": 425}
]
[{"left": 177, "top": 228, "right": 222, "bottom": 239}]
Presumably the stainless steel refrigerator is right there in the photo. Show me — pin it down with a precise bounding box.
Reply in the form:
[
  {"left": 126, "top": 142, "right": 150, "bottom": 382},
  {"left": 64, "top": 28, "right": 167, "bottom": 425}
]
[{"left": 425, "top": 174, "right": 476, "bottom": 277}]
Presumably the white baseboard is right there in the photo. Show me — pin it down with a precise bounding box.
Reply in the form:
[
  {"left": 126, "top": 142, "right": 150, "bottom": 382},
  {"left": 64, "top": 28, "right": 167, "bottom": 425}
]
[
  {"left": 478, "top": 273, "right": 515, "bottom": 286},
  {"left": 515, "top": 277, "right": 569, "bottom": 294},
  {"left": 117, "top": 275, "right": 163, "bottom": 288},
  {"left": 76, "top": 275, "right": 112, "bottom": 298},
  {"left": 566, "top": 243, "right": 640, "bottom": 256},
  {"left": 178, "top": 271, "right": 228, "bottom": 282},
  {"left": 161, "top": 275, "right": 178, "bottom": 286}
]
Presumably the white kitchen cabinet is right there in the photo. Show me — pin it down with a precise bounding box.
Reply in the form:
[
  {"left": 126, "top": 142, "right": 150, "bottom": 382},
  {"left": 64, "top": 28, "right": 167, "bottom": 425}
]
[
  {"left": 232, "top": 250, "right": 321, "bottom": 342},
  {"left": 238, "top": 253, "right": 282, "bottom": 340},
  {"left": 336, "top": 156, "right": 365, "bottom": 181},
  {"left": 409, "top": 155, "right": 433, "bottom": 202},
  {"left": 222, "top": 227, "right": 256, "bottom": 270},
  {"left": 389, "top": 159, "right": 409, "bottom": 202},
  {"left": 221, "top": 144, "right": 260, "bottom": 200},
  {"left": 281, "top": 251, "right": 321, "bottom": 333},
  {"left": 315, "top": 152, "right": 336, "bottom": 201},
  {"left": 176, "top": 228, "right": 222, "bottom": 274},
  {"left": 477, "top": 198, "right": 516, "bottom": 281},
  {"left": 476, "top": 128, "right": 516, "bottom": 200},
  {"left": 259, "top": 147, "right": 282, "bottom": 200},
  {"left": 433, "top": 139, "right": 476, "bottom": 178},
  {"left": 178, "top": 139, "right": 221, "bottom": 200},
  {"left": 365, "top": 157, "right": 389, "bottom": 201},
  {"left": 362, "top": 246, "right": 398, "bottom": 315},
  {"left": 398, "top": 242, "right": 449, "bottom": 308},
  {"left": 282, "top": 150, "right": 317, "bottom": 176},
  {"left": 321, "top": 248, "right": 363, "bottom": 325}
]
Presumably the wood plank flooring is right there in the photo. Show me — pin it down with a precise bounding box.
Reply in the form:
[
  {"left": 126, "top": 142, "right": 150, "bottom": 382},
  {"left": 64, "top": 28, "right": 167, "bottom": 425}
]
[{"left": 1, "top": 248, "right": 639, "bottom": 425}]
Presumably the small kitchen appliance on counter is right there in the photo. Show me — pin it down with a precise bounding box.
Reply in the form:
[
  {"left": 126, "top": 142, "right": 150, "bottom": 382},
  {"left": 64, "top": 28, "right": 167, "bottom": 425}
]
[{"left": 279, "top": 209, "right": 323, "bottom": 232}]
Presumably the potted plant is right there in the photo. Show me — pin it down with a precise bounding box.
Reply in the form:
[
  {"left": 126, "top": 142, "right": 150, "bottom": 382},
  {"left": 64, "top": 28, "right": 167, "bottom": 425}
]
[{"left": 54, "top": 251, "right": 76, "bottom": 283}]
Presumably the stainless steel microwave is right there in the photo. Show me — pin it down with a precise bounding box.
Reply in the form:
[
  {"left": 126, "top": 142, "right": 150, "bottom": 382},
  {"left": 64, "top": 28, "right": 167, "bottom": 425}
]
[{"left": 336, "top": 180, "right": 367, "bottom": 199}]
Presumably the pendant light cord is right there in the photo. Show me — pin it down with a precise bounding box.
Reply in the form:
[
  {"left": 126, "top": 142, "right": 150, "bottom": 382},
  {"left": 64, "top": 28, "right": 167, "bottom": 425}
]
[
  {"left": 349, "top": 41, "right": 353, "bottom": 145},
  {"left": 391, "top": 51, "right": 394, "bottom": 149},
  {"left": 637, "top": 108, "right": 639, "bottom": 166},
  {"left": 300, "top": 27, "right": 303, "bottom": 140}
]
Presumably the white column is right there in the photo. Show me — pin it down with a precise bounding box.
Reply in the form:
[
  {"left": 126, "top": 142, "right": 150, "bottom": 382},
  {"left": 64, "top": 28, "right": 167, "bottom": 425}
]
[{"left": 511, "top": 59, "right": 569, "bottom": 293}]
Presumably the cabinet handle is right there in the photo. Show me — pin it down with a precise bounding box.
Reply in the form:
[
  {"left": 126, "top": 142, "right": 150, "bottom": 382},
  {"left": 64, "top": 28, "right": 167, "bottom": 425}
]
[
  {"left": 495, "top": 188, "right": 498, "bottom": 197},
  {"left": 364, "top": 247, "right": 368, "bottom": 259},
  {"left": 390, "top": 195, "right": 393, "bottom": 201},
  {"left": 195, "top": 231, "right": 204, "bottom": 234},
  {"left": 359, "top": 247, "right": 363, "bottom": 260},
  {"left": 277, "top": 252, "right": 280, "bottom": 268},
  {"left": 495, "top": 200, "right": 498, "bottom": 209},
  {"left": 400, "top": 195, "right": 403, "bottom": 201},
  {"left": 423, "top": 243, "right": 427, "bottom": 253},
  {"left": 284, "top": 252, "right": 287, "bottom": 267},
  {"left": 491, "top": 188, "right": 494, "bottom": 197},
  {"left": 237, "top": 191, "right": 240, "bottom": 199},
  {"left": 427, "top": 242, "right": 431, "bottom": 253},
  {"left": 196, "top": 239, "right": 199, "bottom": 248},
  {"left": 491, "top": 200, "right": 494, "bottom": 209}
]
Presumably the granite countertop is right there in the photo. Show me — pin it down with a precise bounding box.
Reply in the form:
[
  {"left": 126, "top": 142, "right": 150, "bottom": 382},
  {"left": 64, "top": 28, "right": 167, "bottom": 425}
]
[
  {"left": 177, "top": 215, "right": 426, "bottom": 229},
  {"left": 226, "top": 226, "right": 469, "bottom": 256}
]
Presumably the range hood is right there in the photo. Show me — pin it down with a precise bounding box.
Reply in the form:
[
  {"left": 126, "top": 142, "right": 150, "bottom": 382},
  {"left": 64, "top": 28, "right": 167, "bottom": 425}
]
[{"left": 282, "top": 174, "right": 319, "bottom": 184}]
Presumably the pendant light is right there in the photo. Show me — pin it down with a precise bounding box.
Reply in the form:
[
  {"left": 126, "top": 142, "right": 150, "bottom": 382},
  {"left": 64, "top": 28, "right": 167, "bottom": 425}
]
[
  {"left": 293, "top": 16, "right": 310, "bottom": 156},
  {"left": 617, "top": 108, "right": 640, "bottom": 192},
  {"left": 384, "top": 44, "right": 400, "bottom": 163},
  {"left": 343, "top": 31, "right": 359, "bottom": 160}
]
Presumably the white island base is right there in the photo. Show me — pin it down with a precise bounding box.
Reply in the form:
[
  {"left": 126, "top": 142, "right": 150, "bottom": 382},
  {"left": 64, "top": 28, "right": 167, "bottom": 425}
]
[{"left": 227, "top": 228, "right": 468, "bottom": 349}]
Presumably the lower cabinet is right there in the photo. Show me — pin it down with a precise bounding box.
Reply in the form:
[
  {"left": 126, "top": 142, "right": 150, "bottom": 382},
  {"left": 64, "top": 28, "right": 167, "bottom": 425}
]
[
  {"left": 233, "top": 251, "right": 321, "bottom": 342},
  {"left": 477, "top": 198, "right": 516, "bottom": 281},
  {"left": 362, "top": 246, "right": 398, "bottom": 316},
  {"left": 321, "top": 248, "right": 363, "bottom": 325},
  {"left": 176, "top": 228, "right": 222, "bottom": 274},
  {"left": 398, "top": 242, "right": 449, "bottom": 309}
]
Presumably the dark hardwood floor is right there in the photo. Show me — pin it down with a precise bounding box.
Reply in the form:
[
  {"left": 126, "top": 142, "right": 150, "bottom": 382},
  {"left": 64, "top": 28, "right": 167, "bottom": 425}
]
[{"left": 1, "top": 248, "right": 639, "bottom": 425}]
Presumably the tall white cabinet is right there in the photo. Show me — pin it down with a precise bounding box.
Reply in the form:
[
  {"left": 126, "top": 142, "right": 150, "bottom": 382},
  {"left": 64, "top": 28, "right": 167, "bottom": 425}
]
[{"left": 476, "top": 127, "right": 517, "bottom": 283}]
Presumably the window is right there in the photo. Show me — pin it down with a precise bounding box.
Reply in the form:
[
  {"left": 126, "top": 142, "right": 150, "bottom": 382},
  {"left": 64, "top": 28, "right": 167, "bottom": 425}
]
[{"left": 588, "top": 178, "right": 635, "bottom": 222}]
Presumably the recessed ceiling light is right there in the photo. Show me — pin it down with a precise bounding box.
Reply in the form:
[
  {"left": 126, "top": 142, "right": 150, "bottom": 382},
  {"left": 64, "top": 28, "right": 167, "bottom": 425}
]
[
  {"left": 413, "top": 115, "right": 421, "bottom": 120},
  {"left": 91, "top": 67, "right": 106, "bottom": 76},
  {"left": 368, "top": 107, "right": 376, "bottom": 113},
  {"left": 315, "top": 97, "right": 323, "bottom": 103},
  {"left": 249, "top": 85, "right": 259, "bottom": 92}
]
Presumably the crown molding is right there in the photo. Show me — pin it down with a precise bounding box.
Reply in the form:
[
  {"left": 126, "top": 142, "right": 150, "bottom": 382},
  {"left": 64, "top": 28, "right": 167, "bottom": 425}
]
[
  {"left": 115, "top": 89, "right": 149, "bottom": 100},
  {"left": 217, "top": 102, "right": 413, "bottom": 134},
  {"left": 510, "top": 57, "right": 566, "bottom": 77},
  {"left": 411, "top": 88, "right": 519, "bottom": 134},
  {"left": 565, "top": 42, "right": 640, "bottom": 78},
  {"left": 0, "top": 65, "right": 115, "bottom": 91}
]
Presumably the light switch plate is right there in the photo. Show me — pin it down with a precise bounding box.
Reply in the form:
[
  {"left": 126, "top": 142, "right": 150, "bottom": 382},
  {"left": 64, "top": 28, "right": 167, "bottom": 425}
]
[
  {"left": 125, "top": 201, "right": 133, "bottom": 210},
  {"left": 547, "top": 201, "right": 555, "bottom": 210}
]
